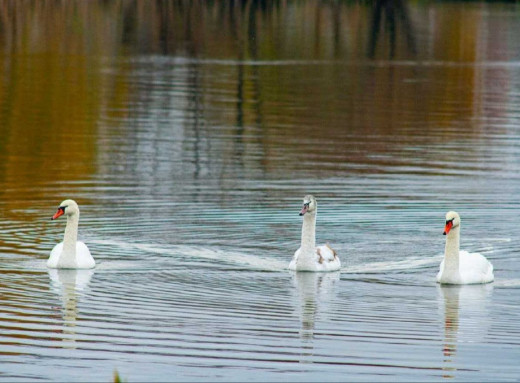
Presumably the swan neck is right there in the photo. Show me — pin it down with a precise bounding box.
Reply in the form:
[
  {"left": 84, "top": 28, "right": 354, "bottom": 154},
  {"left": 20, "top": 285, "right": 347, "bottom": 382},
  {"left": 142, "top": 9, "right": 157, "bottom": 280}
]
[
  {"left": 301, "top": 211, "right": 316, "bottom": 252},
  {"left": 444, "top": 225, "right": 460, "bottom": 272},
  {"left": 61, "top": 212, "right": 79, "bottom": 264}
]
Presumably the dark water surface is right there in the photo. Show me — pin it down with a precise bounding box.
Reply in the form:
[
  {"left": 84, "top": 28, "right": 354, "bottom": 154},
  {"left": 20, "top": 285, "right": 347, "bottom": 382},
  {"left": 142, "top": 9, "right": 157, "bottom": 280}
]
[{"left": 1, "top": 1, "right": 520, "bottom": 381}]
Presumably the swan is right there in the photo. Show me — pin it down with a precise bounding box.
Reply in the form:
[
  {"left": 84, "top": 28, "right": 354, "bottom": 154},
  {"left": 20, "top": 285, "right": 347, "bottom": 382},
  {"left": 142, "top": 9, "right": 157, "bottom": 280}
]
[
  {"left": 47, "top": 199, "right": 95, "bottom": 269},
  {"left": 437, "top": 211, "right": 493, "bottom": 285},
  {"left": 289, "top": 195, "right": 341, "bottom": 272}
]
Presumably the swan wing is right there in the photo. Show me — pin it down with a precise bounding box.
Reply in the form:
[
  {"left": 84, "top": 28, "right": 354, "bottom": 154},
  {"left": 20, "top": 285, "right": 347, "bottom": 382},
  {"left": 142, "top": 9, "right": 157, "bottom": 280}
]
[
  {"left": 290, "top": 245, "right": 340, "bottom": 272},
  {"left": 436, "top": 259, "right": 445, "bottom": 282},
  {"left": 459, "top": 251, "right": 494, "bottom": 284},
  {"left": 47, "top": 241, "right": 95, "bottom": 269},
  {"left": 315, "top": 244, "right": 341, "bottom": 271},
  {"left": 289, "top": 248, "right": 301, "bottom": 271},
  {"left": 75, "top": 241, "right": 96, "bottom": 269},
  {"left": 47, "top": 242, "right": 64, "bottom": 268},
  {"left": 316, "top": 244, "right": 337, "bottom": 263}
]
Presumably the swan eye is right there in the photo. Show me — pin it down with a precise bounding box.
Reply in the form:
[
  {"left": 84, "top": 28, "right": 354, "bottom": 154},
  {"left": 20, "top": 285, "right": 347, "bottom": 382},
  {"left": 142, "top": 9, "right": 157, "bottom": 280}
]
[
  {"left": 59, "top": 206, "right": 66, "bottom": 212},
  {"left": 446, "top": 218, "right": 455, "bottom": 224}
]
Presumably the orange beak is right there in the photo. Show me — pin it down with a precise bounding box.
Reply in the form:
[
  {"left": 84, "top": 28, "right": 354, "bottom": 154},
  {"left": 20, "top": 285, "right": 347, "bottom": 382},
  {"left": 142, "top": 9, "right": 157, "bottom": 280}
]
[
  {"left": 51, "top": 208, "right": 64, "bottom": 220},
  {"left": 443, "top": 221, "right": 453, "bottom": 235}
]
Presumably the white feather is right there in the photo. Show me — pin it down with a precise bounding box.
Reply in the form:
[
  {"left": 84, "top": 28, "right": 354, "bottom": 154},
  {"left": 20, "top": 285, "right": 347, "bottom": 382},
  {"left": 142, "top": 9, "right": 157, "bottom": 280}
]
[
  {"left": 437, "top": 250, "right": 494, "bottom": 285},
  {"left": 437, "top": 211, "right": 493, "bottom": 285},
  {"left": 289, "top": 195, "right": 341, "bottom": 272},
  {"left": 48, "top": 199, "right": 95, "bottom": 269}
]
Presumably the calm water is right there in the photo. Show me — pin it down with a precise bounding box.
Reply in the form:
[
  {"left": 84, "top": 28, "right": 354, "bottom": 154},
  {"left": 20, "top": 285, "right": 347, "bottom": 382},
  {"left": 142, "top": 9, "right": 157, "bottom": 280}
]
[{"left": 1, "top": 1, "right": 520, "bottom": 381}]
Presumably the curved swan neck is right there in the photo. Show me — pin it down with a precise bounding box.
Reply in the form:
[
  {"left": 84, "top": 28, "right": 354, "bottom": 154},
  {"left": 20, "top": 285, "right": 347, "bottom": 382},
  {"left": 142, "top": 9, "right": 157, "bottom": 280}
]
[
  {"left": 61, "top": 211, "right": 79, "bottom": 265},
  {"left": 301, "top": 211, "right": 316, "bottom": 252},
  {"left": 444, "top": 225, "right": 460, "bottom": 272}
]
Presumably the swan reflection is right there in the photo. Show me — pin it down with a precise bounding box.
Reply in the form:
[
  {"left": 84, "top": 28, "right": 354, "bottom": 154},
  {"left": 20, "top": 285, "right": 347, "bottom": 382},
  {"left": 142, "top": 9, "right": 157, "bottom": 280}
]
[
  {"left": 438, "top": 283, "right": 492, "bottom": 379},
  {"left": 48, "top": 268, "right": 94, "bottom": 349},
  {"left": 292, "top": 271, "right": 340, "bottom": 362}
]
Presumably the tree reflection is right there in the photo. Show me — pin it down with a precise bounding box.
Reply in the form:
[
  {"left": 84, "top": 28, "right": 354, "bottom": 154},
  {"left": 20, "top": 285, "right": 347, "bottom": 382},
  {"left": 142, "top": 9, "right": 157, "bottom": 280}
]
[
  {"left": 0, "top": 0, "right": 500, "bottom": 201},
  {"left": 368, "top": 0, "right": 417, "bottom": 58}
]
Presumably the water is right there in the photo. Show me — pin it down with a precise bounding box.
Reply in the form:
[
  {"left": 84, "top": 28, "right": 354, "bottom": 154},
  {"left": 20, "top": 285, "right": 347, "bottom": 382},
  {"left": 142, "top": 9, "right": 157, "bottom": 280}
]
[{"left": 1, "top": 1, "right": 520, "bottom": 381}]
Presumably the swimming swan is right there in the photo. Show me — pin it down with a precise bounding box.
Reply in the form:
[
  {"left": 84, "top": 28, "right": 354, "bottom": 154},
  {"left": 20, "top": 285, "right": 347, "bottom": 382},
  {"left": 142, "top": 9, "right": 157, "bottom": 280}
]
[
  {"left": 289, "top": 195, "right": 341, "bottom": 272},
  {"left": 47, "top": 199, "right": 95, "bottom": 269},
  {"left": 437, "top": 211, "right": 493, "bottom": 284}
]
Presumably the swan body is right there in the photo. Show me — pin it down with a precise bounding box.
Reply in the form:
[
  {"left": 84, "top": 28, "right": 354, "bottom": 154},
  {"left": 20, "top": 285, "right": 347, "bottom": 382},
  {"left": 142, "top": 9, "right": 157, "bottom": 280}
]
[
  {"left": 47, "top": 199, "right": 95, "bottom": 269},
  {"left": 437, "top": 211, "right": 493, "bottom": 285},
  {"left": 289, "top": 195, "right": 341, "bottom": 272}
]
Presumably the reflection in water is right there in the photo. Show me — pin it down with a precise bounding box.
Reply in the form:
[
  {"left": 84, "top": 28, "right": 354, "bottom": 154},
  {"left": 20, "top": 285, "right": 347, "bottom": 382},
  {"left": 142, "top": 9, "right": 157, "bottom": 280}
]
[
  {"left": 292, "top": 272, "right": 340, "bottom": 363},
  {"left": 440, "top": 285, "right": 459, "bottom": 379},
  {"left": 48, "top": 269, "right": 94, "bottom": 349},
  {"left": 368, "top": 0, "right": 417, "bottom": 58},
  {"left": 438, "top": 284, "right": 493, "bottom": 379},
  {"left": 0, "top": 0, "right": 510, "bottom": 209}
]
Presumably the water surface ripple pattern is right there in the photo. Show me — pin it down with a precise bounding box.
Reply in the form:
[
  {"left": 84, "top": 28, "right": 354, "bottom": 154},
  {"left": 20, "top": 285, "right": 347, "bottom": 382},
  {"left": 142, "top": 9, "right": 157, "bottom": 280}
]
[{"left": 0, "top": 1, "right": 520, "bottom": 382}]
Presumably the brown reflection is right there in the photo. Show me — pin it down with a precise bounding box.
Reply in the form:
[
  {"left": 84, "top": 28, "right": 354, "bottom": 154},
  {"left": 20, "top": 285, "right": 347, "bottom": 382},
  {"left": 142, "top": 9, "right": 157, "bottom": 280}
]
[
  {"left": 229, "top": 1, "right": 269, "bottom": 175},
  {"left": 0, "top": 1, "right": 123, "bottom": 208},
  {"left": 368, "top": 0, "right": 417, "bottom": 58},
  {"left": 0, "top": 0, "right": 512, "bottom": 202}
]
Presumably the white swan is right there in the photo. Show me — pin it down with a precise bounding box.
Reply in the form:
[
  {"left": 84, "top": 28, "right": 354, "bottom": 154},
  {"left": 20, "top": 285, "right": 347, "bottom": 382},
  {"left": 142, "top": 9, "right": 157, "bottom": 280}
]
[
  {"left": 437, "top": 211, "right": 493, "bottom": 285},
  {"left": 289, "top": 195, "right": 341, "bottom": 272},
  {"left": 47, "top": 199, "right": 95, "bottom": 269}
]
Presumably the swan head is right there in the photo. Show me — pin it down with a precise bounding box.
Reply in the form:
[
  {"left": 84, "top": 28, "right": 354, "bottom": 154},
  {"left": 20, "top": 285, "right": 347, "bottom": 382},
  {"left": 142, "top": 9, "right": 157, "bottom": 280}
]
[
  {"left": 299, "top": 195, "right": 317, "bottom": 216},
  {"left": 443, "top": 211, "right": 460, "bottom": 235},
  {"left": 51, "top": 199, "right": 80, "bottom": 220}
]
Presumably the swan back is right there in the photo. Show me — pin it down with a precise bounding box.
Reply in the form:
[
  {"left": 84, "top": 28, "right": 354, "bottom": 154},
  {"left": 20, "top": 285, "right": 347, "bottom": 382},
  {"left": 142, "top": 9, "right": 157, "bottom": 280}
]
[
  {"left": 289, "top": 245, "right": 341, "bottom": 272},
  {"left": 437, "top": 251, "right": 494, "bottom": 284},
  {"left": 48, "top": 241, "right": 94, "bottom": 269}
]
